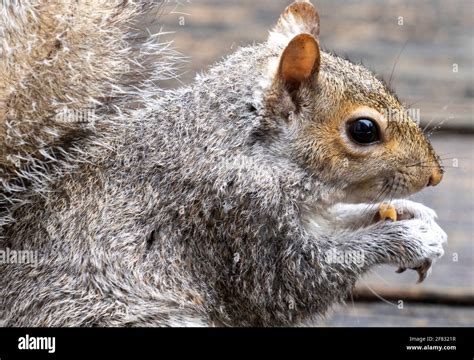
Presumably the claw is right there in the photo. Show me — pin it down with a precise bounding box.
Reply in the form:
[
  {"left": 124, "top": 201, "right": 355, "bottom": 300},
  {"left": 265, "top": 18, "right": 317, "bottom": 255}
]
[
  {"left": 413, "top": 259, "right": 432, "bottom": 283},
  {"left": 395, "top": 259, "right": 432, "bottom": 283}
]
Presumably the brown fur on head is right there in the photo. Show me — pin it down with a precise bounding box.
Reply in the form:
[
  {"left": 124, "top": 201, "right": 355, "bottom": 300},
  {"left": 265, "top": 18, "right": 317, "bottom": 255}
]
[{"left": 265, "top": 0, "right": 443, "bottom": 204}]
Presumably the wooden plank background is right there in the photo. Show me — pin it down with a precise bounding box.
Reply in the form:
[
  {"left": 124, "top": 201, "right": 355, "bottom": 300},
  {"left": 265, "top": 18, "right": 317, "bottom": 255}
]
[{"left": 155, "top": 0, "right": 473, "bottom": 326}]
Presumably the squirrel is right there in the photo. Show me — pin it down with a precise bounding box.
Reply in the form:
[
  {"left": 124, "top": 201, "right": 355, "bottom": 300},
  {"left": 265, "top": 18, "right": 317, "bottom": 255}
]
[{"left": 0, "top": 0, "right": 447, "bottom": 326}]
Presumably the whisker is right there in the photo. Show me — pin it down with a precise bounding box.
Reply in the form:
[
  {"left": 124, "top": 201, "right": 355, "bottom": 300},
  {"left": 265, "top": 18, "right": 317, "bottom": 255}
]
[
  {"left": 388, "top": 40, "right": 409, "bottom": 88},
  {"left": 422, "top": 99, "right": 455, "bottom": 135},
  {"left": 438, "top": 157, "right": 469, "bottom": 160},
  {"left": 404, "top": 157, "right": 464, "bottom": 168},
  {"left": 422, "top": 114, "right": 440, "bottom": 134},
  {"left": 405, "top": 98, "right": 425, "bottom": 108},
  {"left": 436, "top": 152, "right": 458, "bottom": 157},
  {"left": 426, "top": 118, "right": 451, "bottom": 137},
  {"left": 406, "top": 165, "right": 459, "bottom": 169},
  {"left": 360, "top": 181, "right": 392, "bottom": 228}
]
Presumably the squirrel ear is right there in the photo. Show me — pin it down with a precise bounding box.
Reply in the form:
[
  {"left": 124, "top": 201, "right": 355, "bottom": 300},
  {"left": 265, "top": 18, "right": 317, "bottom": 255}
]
[
  {"left": 271, "top": 1, "right": 320, "bottom": 42},
  {"left": 278, "top": 34, "right": 320, "bottom": 94}
]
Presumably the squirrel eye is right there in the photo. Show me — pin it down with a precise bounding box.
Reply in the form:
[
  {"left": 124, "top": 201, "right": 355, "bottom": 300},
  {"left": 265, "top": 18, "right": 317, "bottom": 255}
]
[{"left": 347, "top": 118, "right": 380, "bottom": 145}]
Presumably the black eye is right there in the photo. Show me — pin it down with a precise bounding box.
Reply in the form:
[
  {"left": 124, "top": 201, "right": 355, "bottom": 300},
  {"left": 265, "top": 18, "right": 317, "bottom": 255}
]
[{"left": 347, "top": 118, "right": 380, "bottom": 145}]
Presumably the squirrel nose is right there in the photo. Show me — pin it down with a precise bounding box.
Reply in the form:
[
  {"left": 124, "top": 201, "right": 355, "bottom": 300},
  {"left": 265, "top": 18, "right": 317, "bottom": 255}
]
[{"left": 427, "top": 167, "right": 443, "bottom": 187}]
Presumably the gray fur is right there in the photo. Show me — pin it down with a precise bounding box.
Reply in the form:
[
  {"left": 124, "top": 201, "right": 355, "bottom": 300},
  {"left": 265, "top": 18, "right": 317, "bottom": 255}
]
[{"left": 0, "top": 1, "right": 446, "bottom": 326}]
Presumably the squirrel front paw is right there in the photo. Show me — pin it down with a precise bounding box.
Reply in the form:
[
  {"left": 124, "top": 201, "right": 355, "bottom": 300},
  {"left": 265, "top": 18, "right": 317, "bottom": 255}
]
[
  {"left": 330, "top": 200, "right": 447, "bottom": 282},
  {"left": 375, "top": 216, "right": 447, "bottom": 282}
]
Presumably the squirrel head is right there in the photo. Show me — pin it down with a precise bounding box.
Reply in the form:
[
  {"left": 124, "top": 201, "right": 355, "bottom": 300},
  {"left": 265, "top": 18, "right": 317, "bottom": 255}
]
[{"left": 261, "top": 1, "right": 443, "bottom": 203}]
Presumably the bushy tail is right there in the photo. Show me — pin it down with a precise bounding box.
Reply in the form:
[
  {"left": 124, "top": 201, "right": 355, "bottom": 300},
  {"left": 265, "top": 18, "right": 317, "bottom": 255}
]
[{"left": 0, "top": 0, "right": 179, "bottom": 221}]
